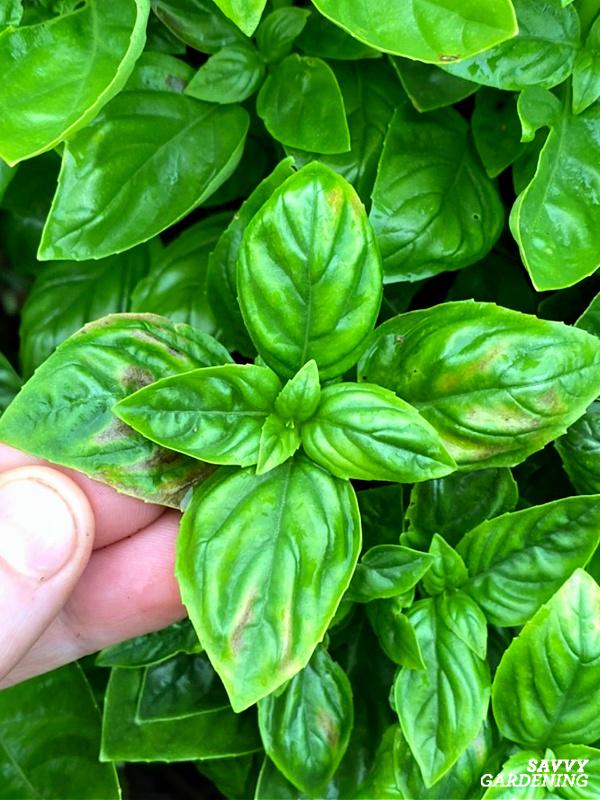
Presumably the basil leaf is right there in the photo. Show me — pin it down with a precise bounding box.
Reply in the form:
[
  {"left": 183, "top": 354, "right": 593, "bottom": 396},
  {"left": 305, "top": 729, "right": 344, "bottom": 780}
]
[
  {"left": 510, "top": 97, "right": 600, "bottom": 290},
  {"left": 391, "top": 58, "right": 478, "bottom": 112},
  {"left": 0, "top": 314, "right": 231, "bottom": 506},
  {"left": 20, "top": 247, "right": 150, "bottom": 378},
  {"left": 394, "top": 721, "right": 499, "bottom": 800},
  {"left": 492, "top": 569, "right": 600, "bottom": 747},
  {"left": 347, "top": 544, "right": 433, "bottom": 603},
  {"left": 481, "top": 749, "right": 543, "bottom": 800},
  {"left": 444, "top": 0, "right": 580, "bottom": 91},
  {"left": 257, "top": 54, "right": 350, "bottom": 154},
  {"left": 258, "top": 647, "right": 353, "bottom": 794},
  {"left": 39, "top": 92, "right": 249, "bottom": 261},
  {"left": 274, "top": 360, "right": 321, "bottom": 421},
  {"left": 553, "top": 744, "right": 600, "bottom": 800},
  {"left": 308, "top": 0, "right": 518, "bottom": 64},
  {"left": 257, "top": 413, "right": 301, "bottom": 475},
  {"left": 457, "top": 496, "right": 600, "bottom": 626},
  {"left": 370, "top": 106, "right": 503, "bottom": 282},
  {"left": 208, "top": 157, "right": 295, "bottom": 354},
  {"left": 176, "top": 458, "right": 361, "bottom": 711},
  {"left": 438, "top": 591, "right": 488, "bottom": 660},
  {"left": 115, "top": 364, "right": 282, "bottom": 467},
  {"left": 238, "top": 163, "right": 382, "bottom": 379},
  {"left": 405, "top": 468, "right": 519, "bottom": 550},
  {"left": 101, "top": 666, "right": 260, "bottom": 761},
  {"left": 185, "top": 43, "right": 266, "bottom": 103},
  {"left": 136, "top": 653, "right": 229, "bottom": 720},
  {"left": 288, "top": 60, "right": 405, "bottom": 204},
  {"left": 197, "top": 755, "right": 259, "bottom": 800},
  {"left": 367, "top": 599, "right": 425, "bottom": 669},
  {"left": 394, "top": 593, "right": 490, "bottom": 786},
  {"left": 210, "top": 0, "right": 266, "bottom": 36},
  {"left": 556, "top": 402, "right": 600, "bottom": 493},
  {"left": 0, "top": 0, "right": 22, "bottom": 28},
  {"left": 355, "top": 726, "right": 402, "bottom": 800},
  {"left": 0, "top": 665, "right": 120, "bottom": 799},
  {"left": 358, "top": 301, "right": 600, "bottom": 469},
  {"left": 472, "top": 89, "right": 526, "bottom": 178},
  {"left": 152, "top": 0, "right": 245, "bottom": 53},
  {"left": 124, "top": 51, "right": 194, "bottom": 92},
  {"left": 0, "top": 0, "right": 150, "bottom": 165},
  {"left": 257, "top": 7, "right": 310, "bottom": 63},
  {"left": 302, "top": 383, "right": 456, "bottom": 483},
  {"left": 421, "top": 534, "right": 469, "bottom": 596},
  {"left": 577, "top": 289, "right": 600, "bottom": 337},
  {"left": 573, "top": 16, "right": 600, "bottom": 114},
  {"left": 0, "top": 352, "right": 20, "bottom": 414},
  {"left": 96, "top": 620, "right": 201, "bottom": 669},
  {"left": 130, "top": 214, "right": 230, "bottom": 335}
]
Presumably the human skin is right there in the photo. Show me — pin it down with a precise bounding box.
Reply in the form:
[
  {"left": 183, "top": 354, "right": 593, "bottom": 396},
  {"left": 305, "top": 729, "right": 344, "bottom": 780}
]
[{"left": 0, "top": 443, "right": 185, "bottom": 688}]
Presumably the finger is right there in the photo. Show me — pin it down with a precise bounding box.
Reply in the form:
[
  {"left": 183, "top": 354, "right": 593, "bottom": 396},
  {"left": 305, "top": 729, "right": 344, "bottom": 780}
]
[
  {"left": 0, "top": 444, "right": 164, "bottom": 549},
  {"left": 0, "top": 510, "right": 185, "bottom": 687},
  {"left": 0, "top": 466, "right": 94, "bottom": 681}
]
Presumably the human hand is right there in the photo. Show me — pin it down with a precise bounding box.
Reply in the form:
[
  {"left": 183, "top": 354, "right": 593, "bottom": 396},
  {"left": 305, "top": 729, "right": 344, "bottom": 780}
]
[{"left": 0, "top": 444, "right": 185, "bottom": 688}]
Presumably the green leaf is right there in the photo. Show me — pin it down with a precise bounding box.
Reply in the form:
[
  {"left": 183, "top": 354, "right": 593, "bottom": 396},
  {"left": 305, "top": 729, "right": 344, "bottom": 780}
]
[
  {"left": 20, "top": 247, "right": 150, "bottom": 379},
  {"left": 39, "top": 92, "right": 249, "bottom": 261},
  {"left": 391, "top": 57, "right": 478, "bottom": 113},
  {"left": 481, "top": 749, "right": 544, "bottom": 799},
  {"left": 257, "top": 54, "right": 350, "bottom": 154},
  {"left": 130, "top": 214, "right": 229, "bottom": 336},
  {"left": 0, "top": 353, "right": 21, "bottom": 414},
  {"left": 370, "top": 106, "right": 504, "bottom": 282},
  {"left": 0, "top": 314, "right": 231, "bottom": 506},
  {"left": 274, "top": 360, "right": 321, "bottom": 421},
  {"left": 185, "top": 43, "right": 266, "bottom": 103},
  {"left": 510, "top": 98, "right": 600, "bottom": 290},
  {"left": 516, "top": 86, "right": 561, "bottom": 142},
  {"left": 207, "top": 157, "right": 295, "bottom": 354},
  {"left": 367, "top": 598, "right": 425, "bottom": 669},
  {"left": 573, "top": 16, "right": 600, "bottom": 113},
  {"left": 556, "top": 402, "right": 600, "bottom": 493},
  {"left": 124, "top": 51, "right": 194, "bottom": 92},
  {"left": 210, "top": 0, "right": 266, "bottom": 36},
  {"left": 115, "top": 364, "right": 282, "bottom": 467},
  {"left": 394, "top": 593, "right": 490, "bottom": 786},
  {"left": 444, "top": 0, "right": 580, "bottom": 91},
  {"left": 287, "top": 60, "right": 405, "bottom": 204},
  {"left": 0, "top": 0, "right": 150, "bottom": 164},
  {"left": 96, "top": 620, "right": 201, "bottom": 669},
  {"left": 355, "top": 726, "right": 402, "bottom": 800},
  {"left": 577, "top": 289, "right": 600, "bottom": 337},
  {"left": 258, "top": 647, "right": 353, "bottom": 794},
  {"left": 302, "top": 383, "right": 456, "bottom": 483},
  {"left": 100, "top": 666, "right": 260, "bottom": 761},
  {"left": 553, "top": 744, "right": 600, "bottom": 799},
  {"left": 257, "top": 7, "right": 310, "bottom": 63},
  {"left": 421, "top": 534, "right": 469, "bottom": 596},
  {"left": 176, "top": 458, "right": 361, "bottom": 711},
  {"left": 395, "top": 721, "right": 499, "bottom": 800},
  {"left": 136, "top": 653, "right": 229, "bottom": 720},
  {"left": 347, "top": 544, "right": 433, "bottom": 603},
  {"left": 457, "top": 496, "right": 600, "bottom": 626},
  {"left": 197, "top": 755, "right": 259, "bottom": 800},
  {"left": 358, "top": 301, "right": 600, "bottom": 469},
  {"left": 0, "top": 665, "right": 120, "bottom": 799},
  {"left": 152, "top": 0, "right": 245, "bottom": 53},
  {"left": 0, "top": 0, "right": 22, "bottom": 28},
  {"left": 308, "top": 0, "right": 518, "bottom": 64},
  {"left": 438, "top": 591, "right": 488, "bottom": 660},
  {"left": 492, "top": 569, "right": 600, "bottom": 747},
  {"left": 238, "top": 163, "right": 382, "bottom": 379},
  {"left": 472, "top": 89, "right": 526, "bottom": 178},
  {"left": 256, "top": 413, "right": 301, "bottom": 475},
  {"left": 405, "top": 468, "right": 518, "bottom": 550}
]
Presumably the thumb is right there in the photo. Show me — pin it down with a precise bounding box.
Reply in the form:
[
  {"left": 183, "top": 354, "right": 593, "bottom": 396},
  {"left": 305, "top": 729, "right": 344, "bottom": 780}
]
[{"left": 0, "top": 466, "right": 94, "bottom": 681}]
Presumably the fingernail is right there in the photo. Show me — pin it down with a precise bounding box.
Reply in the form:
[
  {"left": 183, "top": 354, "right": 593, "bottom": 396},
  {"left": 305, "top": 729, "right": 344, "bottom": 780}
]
[{"left": 0, "top": 475, "right": 78, "bottom": 579}]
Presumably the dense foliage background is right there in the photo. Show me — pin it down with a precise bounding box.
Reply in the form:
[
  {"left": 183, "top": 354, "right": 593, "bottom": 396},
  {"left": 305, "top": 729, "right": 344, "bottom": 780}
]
[{"left": 2, "top": 1, "right": 600, "bottom": 799}]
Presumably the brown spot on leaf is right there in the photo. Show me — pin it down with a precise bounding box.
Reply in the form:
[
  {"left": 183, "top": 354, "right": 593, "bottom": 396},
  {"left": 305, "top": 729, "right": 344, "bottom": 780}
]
[
  {"left": 121, "top": 365, "right": 155, "bottom": 392},
  {"left": 231, "top": 594, "right": 256, "bottom": 654},
  {"left": 317, "top": 710, "right": 339, "bottom": 748},
  {"left": 96, "top": 418, "right": 133, "bottom": 444},
  {"left": 439, "top": 54, "right": 460, "bottom": 62}
]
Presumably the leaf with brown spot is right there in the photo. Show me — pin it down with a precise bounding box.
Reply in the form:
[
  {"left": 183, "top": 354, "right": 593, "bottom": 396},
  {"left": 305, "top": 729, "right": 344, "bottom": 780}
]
[
  {"left": 257, "top": 646, "right": 353, "bottom": 795},
  {"left": 0, "top": 313, "right": 231, "bottom": 506},
  {"left": 177, "top": 457, "right": 361, "bottom": 711}
]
